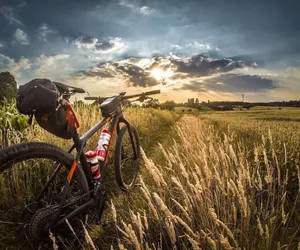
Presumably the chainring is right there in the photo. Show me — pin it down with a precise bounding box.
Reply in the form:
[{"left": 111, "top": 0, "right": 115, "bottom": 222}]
[{"left": 28, "top": 207, "right": 57, "bottom": 242}]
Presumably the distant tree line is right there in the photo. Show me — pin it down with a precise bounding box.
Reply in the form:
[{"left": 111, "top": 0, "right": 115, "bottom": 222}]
[
  {"left": 141, "top": 98, "right": 300, "bottom": 111},
  {"left": 205, "top": 100, "right": 300, "bottom": 108}
]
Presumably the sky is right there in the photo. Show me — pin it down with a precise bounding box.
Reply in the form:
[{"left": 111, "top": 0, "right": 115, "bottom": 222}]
[{"left": 0, "top": 0, "right": 299, "bottom": 102}]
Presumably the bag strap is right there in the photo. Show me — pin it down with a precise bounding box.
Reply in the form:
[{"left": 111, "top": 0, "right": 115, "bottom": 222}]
[{"left": 64, "top": 101, "right": 80, "bottom": 129}]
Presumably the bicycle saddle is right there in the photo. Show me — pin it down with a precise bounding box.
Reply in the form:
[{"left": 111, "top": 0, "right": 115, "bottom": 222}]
[{"left": 53, "top": 81, "right": 85, "bottom": 94}]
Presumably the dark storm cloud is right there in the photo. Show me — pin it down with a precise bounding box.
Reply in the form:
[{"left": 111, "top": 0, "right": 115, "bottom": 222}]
[
  {"left": 73, "top": 36, "right": 121, "bottom": 52},
  {"left": 77, "top": 60, "right": 161, "bottom": 87},
  {"left": 180, "top": 81, "right": 207, "bottom": 92},
  {"left": 171, "top": 54, "right": 256, "bottom": 78},
  {"left": 77, "top": 68, "right": 115, "bottom": 78},
  {"left": 115, "top": 63, "right": 161, "bottom": 87},
  {"left": 77, "top": 53, "right": 258, "bottom": 88},
  {"left": 144, "top": 57, "right": 170, "bottom": 71},
  {"left": 1, "top": 0, "right": 300, "bottom": 66},
  {"left": 178, "top": 74, "right": 278, "bottom": 93},
  {"left": 1, "top": 0, "right": 298, "bottom": 99}
]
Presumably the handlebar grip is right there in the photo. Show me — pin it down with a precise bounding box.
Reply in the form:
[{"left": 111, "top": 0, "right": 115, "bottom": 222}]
[
  {"left": 144, "top": 90, "right": 161, "bottom": 95},
  {"left": 84, "top": 97, "right": 99, "bottom": 100}
]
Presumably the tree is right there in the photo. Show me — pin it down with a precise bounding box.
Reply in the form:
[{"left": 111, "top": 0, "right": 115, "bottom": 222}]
[
  {"left": 0, "top": 72, "right": 17, "bottom": 102},
  {"left": 161, "top": 100, "right": 175, "bottom": 111},
  {"left": 143, "top": 98, "right": 160, "bottom": 109}
]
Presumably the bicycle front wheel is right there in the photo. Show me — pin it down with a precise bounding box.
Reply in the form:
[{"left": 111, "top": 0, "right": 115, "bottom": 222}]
[
  {"left": 114, "top": 125, "right": 141, "bottom": 191},
  {"left": 0, "top": 142, "right": 89, "bottom": 248}
]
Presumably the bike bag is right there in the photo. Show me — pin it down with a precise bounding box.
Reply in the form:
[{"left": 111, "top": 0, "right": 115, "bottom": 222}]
[
  {"left": 17, "top": 79, "right": 78, "bottom": 139},
  {"left": 35, "top": 105, "right": 77, "bottom": 139},
  {"left": 17, "top": 79, "right": 60, "bottom": 115},
  {"left": 100, "top": 96, "right": 121, "bottom": 117}
]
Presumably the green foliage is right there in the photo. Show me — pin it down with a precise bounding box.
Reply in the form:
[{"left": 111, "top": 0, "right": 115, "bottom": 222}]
[
  {"left": 160, "top": 100, "right": 175, "bottom": 111},
  {"left": 142, "top": 98, "right": 161, "bottom": 109},
  {"left": 0, "top": 72, "right": 17, "bottom": 101},
  {"left": 0, "top": 99, "right": 28, "bottom": 147},
  {"left": 0, "top": 99, "right": 28, "bottom": 132}
]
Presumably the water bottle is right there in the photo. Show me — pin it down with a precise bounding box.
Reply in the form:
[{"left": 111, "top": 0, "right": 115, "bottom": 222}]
[
  {"left": 97, "top": 129, "right": 111, "bottom": 161},
  {"left": 85, "top": 129, "right": 111, "bottom": 180},
  {"left": 85, "top": 150, "right": 101, "bottom": 180}
]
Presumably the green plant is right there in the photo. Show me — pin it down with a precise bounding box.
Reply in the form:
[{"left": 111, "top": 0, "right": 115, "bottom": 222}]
[{"left": 0, "top": 99, "right": 28, "bottom": 147}]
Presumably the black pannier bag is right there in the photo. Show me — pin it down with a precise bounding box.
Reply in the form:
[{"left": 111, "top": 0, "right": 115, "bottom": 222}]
[
  {"left": 100, "top": 96, "right": 121, "bottom": 117},
  {"left": 17, "top": 79, "right": 60, "bottom": 115},
  {"left": 17, "top": 78, "right": 77, "bottom": 139},
  {"left": 35, "top": 106, "right": 76, "bottom": 139}
]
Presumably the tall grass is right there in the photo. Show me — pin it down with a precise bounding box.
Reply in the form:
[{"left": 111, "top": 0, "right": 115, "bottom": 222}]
[
  {"left": 24, "top": 104, "right": 180, "bottom": 153},
  {"left": 0, "top": 103, "right": 180, "bottom": 248},
  {"left": 109, "top": 115, "right": 300, "bottom": 249},
  {"left": 1, "top": 103, "right": 299, "bottom": 249}
]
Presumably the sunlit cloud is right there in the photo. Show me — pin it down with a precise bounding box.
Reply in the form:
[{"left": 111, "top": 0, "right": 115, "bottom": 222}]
[
  {"left": 35, "top": 54, "right": 71, "bottom": 79},
  {"left": 0, "top": 54, "right": 31, "bottom": 80},
  {"left": 150, "top": 68, "right": 174, "bottom": 81}
]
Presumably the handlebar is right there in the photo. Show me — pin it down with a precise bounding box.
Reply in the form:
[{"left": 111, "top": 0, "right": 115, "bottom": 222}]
[{"left": 84, "top": 90, "right": 161, "bottom": 102}]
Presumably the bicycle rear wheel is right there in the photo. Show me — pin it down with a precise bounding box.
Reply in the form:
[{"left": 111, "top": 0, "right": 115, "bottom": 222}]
[
  {"left": 114, "top": 125, "right": 141, "bottom": 191},
  {"left": 0, "top": 142, "right": 89, "bottom": 248}
]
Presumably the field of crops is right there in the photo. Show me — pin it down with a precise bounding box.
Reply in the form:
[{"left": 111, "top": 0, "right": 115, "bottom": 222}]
[{"left": 0, "top": 103, "right": 299, "bottom": 249}]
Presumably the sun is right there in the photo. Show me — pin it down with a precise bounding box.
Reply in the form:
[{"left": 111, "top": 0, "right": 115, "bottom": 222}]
[{"left": 150, "top": 68, "right": 173, "bottom": 81}]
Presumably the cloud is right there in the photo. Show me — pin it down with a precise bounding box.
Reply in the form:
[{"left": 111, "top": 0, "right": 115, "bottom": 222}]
[
  {"left": 35, "top": 54, "right": 71, "bottom": 79},
  {"left": 139, "top": 6, "right": 155, "bottom": 16},
  {"left": 178, "top": 74, "right": 278, "bottom": 93},
  {"left": 119, "top": 0, "right": 156, "bottom": 16},
  {"left": 0, "top": 43, "right": 3, "bottom": 48},
  {"left": 170, "top": 54, "right": 256, "bottom": 78},
  {"left": 73, "top": 58, "right": 162, "bottom": 87},
  {"left": 119, "top": 0, "right": 136, "bottom": 9},
  {"left": 76, "top": 63, "right": 117, "bottom": 78},
  {"left": 73, "top": 36, "right": 98, "bottom": 49},
  {"left": 13, "top": 28, "right": 29, "bottom": 45},
  {"left": 170, "top": 42, "right": 218, "bottom": 56},
  {"left": 0, "top": 5, "right": 23, "bottom": 25},
  {"left": 72, "top": 36, "right": 126, "bottom": 56},
  {"left": 17, "top": 2, "right": 27, "bottom": 8},
  {"left": 95, "top": 41, "right": 115, "bottom": 51},
  {"left": 72, "top": 53, "right": 259, "bottom": 89},
  {"left": 0, "top": 54, "right": 31, "bottom": 79},
  {"left": 115, "top": 63, "right": 161, "bottom": 87},
  {"left": 95, "top": 37, "right": 126, "bottom": 54},
  {"left": 37, "top": 23, "right": 53, "bottom": 41}
]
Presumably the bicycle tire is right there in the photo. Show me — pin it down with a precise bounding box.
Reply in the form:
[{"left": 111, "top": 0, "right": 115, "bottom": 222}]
[
  {"left": 0, "top": 142, "right": 89, "bottom": 246},
  {"left": 114, "top": 125, "right": 141, "bottom": 191}
]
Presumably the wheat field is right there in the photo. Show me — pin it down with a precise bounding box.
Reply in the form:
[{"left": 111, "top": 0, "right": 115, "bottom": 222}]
[{"left": 0, "top": 104, "right": 300, "bottom": 249}]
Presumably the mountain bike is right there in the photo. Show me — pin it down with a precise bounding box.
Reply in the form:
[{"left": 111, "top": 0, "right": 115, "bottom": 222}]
[{"left": 0, "top": 84, "right": 160, "bottom": 247}]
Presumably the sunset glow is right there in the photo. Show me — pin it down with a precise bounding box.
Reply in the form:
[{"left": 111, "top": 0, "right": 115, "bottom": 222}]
[{"left": 150, "top": 69, "right": 173, "bottom": 81}]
